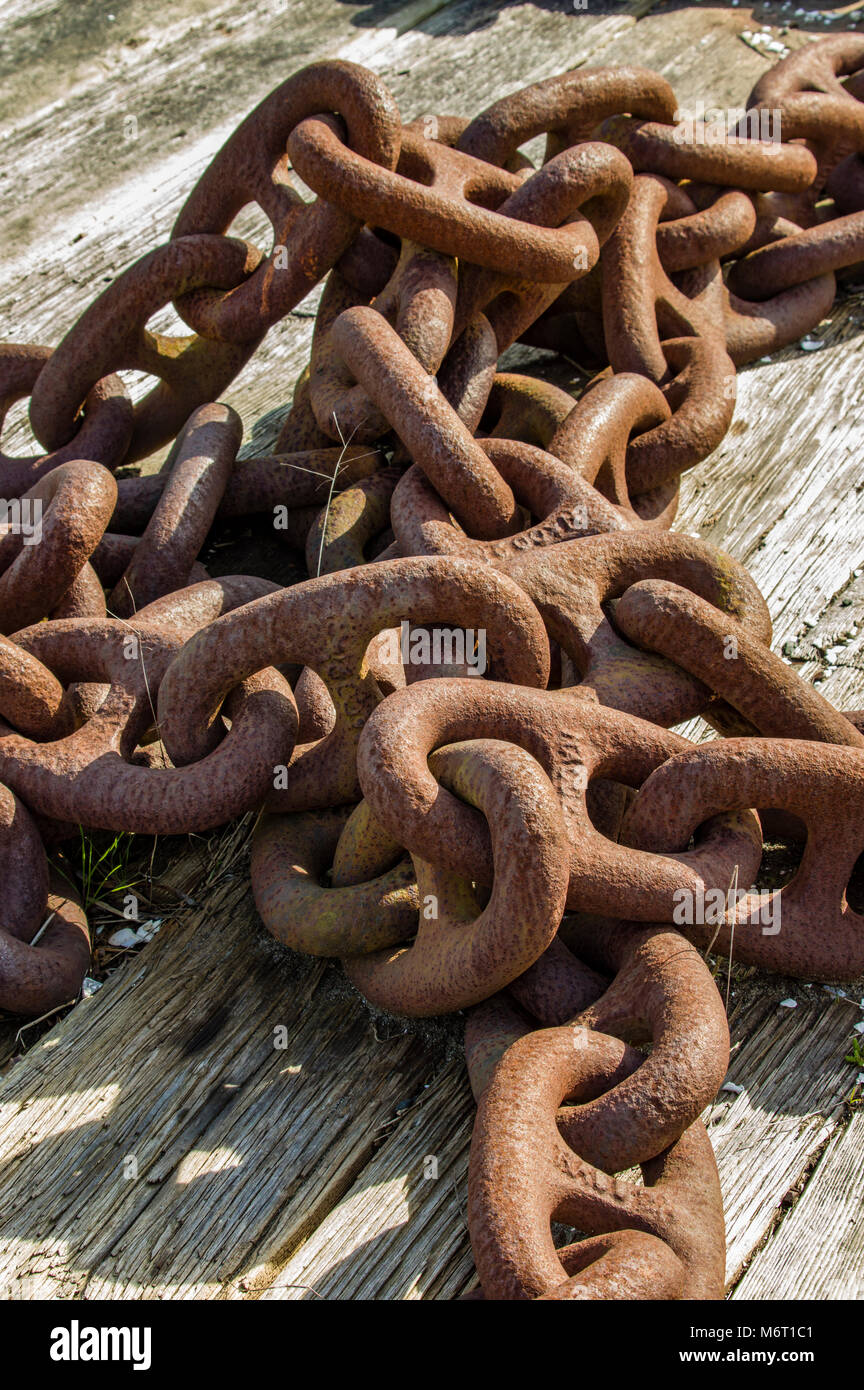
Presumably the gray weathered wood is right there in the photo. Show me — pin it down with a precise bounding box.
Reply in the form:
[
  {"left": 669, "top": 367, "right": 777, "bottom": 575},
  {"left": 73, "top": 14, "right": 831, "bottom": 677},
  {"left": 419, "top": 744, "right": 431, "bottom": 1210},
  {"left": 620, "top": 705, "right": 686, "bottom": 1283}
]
[
  {"left": 0, "top": 847, "right": 462, "bottom": 1299},
  {"left": 734, "top": 1109, "right": 864, "bottom": 1299},
  {"left": 708, "top": 991, "right": 859, "bottom": 1284}
]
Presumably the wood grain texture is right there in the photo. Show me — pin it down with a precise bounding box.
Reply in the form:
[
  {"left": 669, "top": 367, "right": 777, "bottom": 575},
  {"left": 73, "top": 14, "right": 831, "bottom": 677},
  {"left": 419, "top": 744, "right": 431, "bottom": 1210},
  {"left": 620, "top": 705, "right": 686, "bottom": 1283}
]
[
  {"left": 1, "top": 0, "right": 863, "bottom": 1300},
  {"left": 709, "top": 991, "right": 859, "bottom": 1284},
  {"left": 0, "top": 849, "right": 460, "bottom": 1299},
  {"left": 733, "top": 1110, "right": 864, "bottom": 1300},
  {"left": 258, "top": 1062, "right": 475, "bottom": 1300}
]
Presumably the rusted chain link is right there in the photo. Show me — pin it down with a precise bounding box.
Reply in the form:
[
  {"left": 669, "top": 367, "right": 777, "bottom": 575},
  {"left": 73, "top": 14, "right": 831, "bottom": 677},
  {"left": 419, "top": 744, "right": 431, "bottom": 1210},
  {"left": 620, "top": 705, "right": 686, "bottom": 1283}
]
[
  {"left": 29, "top": 236, "right": 263, "bottom": 465},
  {"left": 0, "top": 781, "right": 90, "bottom": 1016},
  {"left": 467, "top": 1018, "right": 725, "bottom": 1300},
  {"left": 0, "top": 460, "right": 116, "bottom": 633},
  {"left": 0, "top": 345, "right": 132, "bottom": 498},
  {"left": 356, "top": 679, "right": 762, "bottom": 919},
  {"left": 171, "top": 61, "right": 402, "bottom": 344}
]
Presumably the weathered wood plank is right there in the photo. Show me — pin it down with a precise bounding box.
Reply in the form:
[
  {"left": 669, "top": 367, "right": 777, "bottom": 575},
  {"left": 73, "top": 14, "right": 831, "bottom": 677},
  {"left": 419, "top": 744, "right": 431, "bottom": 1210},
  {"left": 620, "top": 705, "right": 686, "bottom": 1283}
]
[
  {"left": 371, "top": 0, "right": 649, "bottom": 119},
  {"left": 0, "top": 856, "right": 457, "bottom": 1299},
  {"left": 0, "top": 0, "right": 448, "bottom": 247},
  {"left": 733, "top": 1108, "right": 864, "bottom": 1299},
  {"left": 258, "top": 1060, "right": 475, "bottom": 1300},
  {"left": 708, "top": 991, "right": 859, "bottom": 1285}
]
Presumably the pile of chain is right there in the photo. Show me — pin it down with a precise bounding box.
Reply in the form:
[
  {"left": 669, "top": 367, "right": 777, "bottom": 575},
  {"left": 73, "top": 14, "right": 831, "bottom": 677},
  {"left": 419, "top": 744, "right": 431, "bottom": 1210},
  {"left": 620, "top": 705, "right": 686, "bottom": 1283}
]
[{"left": 3, "top": 35, "right": 864, "bottom": 1300}]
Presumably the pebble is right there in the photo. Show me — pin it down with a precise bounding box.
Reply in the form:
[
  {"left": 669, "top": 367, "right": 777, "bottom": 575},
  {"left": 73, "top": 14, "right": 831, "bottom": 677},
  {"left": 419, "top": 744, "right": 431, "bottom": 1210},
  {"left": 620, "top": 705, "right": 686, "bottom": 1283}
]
[
  {"left": 107, "top": 920, "right": 161, "bottom": 948},
  {"left": 108, "top": 927, "right": 141, "bottom": 948}
]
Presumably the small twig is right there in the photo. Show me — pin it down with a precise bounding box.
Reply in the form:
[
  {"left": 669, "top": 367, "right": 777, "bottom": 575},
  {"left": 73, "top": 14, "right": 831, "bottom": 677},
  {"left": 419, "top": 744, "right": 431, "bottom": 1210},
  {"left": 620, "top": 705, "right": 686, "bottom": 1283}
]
[
  {"left": 724, "top": 864, "right": 739, "bottom": 1014},
  {"left": 314, "top": 413, "right": 361, "bottom": 578},
  {"left": 700, "top": 860, "right": 739, "bottom": 964},
  {"left": 106, "top": 583, "right": 166, "bottom": 767},
  {"left": 147, "top": 834, "right": 159, "bottom": 895},
  {"left": 14, "top": 1000, "right": 74, "bottom": 1047},
  {"left": 28, "top": 910, "right": 57, "bottom": 949}
]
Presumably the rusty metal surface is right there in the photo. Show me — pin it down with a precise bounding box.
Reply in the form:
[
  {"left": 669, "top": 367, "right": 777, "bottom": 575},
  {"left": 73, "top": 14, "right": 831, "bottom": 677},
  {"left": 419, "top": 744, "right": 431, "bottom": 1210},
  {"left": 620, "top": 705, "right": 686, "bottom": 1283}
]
[
  {"left": 309, "top": 244, "right": 458, "bottom": 443},
  {"left": 0, "top": 460, "right": 117, "bottom": 633},
  {"left": 747, "top": 36, "right": 864, "bottom": 214},
  {"left": 467, "top": 1023, "right": 725, "bottom": 1300},
  {"left": 29, "top": 237, "right": 264, "bottom": 464},
  {"left": 157, "top": 556, "right": 550, "bottom": 812},
  {"left": 109, "top": 402, "right": 241, "bottom": 616},
  {"left": 289, "top": 122, "right": 622, "bottom": 283},
  {"left": 356, "top": 679, "right": 762, "bottom": 919},
  {"left": 0, "top": 345, "right": 132, "bottom": 498},
  {"left": 0, "top": 784, "right": 90, "bottom": 1016},
  {"left": 251, "top": 805, "right": 417, "bottom": 957},
  {"left": 622, "top": 737, "right": 864, "bottom": 979},
  {"left": 0, "top": 579, "right": 293, "bottom": 834},
  {"left": 344, "top": 740, "right": 570, "bottom": 1016},
  {"left": 172, "top": 61, "right": 402, "bottom": 344}
]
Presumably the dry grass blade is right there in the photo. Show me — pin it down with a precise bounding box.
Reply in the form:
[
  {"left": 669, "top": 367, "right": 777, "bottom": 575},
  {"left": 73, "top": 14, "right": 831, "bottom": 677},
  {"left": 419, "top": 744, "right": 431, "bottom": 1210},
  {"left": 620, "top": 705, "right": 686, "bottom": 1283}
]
[{"left": 314, "top": 412, "right": 363, "bottom": 579}]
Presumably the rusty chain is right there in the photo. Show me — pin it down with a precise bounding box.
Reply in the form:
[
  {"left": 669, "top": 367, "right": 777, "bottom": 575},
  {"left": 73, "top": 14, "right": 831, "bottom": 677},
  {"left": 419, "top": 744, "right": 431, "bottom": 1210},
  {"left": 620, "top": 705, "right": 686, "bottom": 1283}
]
[{"left": 2, "top": 39, "right": 864, "bottom": 1300}]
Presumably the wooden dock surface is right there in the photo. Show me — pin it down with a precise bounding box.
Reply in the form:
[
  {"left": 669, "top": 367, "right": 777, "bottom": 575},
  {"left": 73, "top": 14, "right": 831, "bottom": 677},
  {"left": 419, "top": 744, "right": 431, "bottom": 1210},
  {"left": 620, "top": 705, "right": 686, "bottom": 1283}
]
[{"left": 0, "top": 0, "right": 863, "bottom": 1300}]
